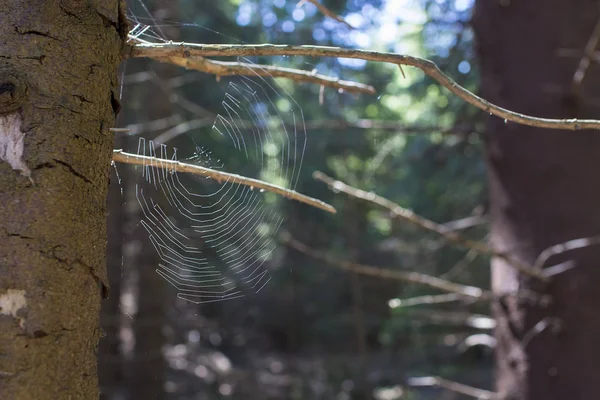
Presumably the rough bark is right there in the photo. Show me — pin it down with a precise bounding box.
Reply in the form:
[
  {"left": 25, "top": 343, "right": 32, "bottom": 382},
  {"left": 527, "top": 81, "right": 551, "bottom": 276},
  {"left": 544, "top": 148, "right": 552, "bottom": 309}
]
[
  {"left": 473, "top": 1, "right": 600, "bottom": 399},
  {"left": 0, "top": 1, "right": 126, "bottom": 399}
]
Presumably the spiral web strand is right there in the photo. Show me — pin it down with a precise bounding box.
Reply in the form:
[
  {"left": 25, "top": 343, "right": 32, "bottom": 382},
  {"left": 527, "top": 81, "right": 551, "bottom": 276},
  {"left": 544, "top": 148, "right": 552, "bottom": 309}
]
[{"left": 134, "top": 60, "right": 306, "bottom": 304}]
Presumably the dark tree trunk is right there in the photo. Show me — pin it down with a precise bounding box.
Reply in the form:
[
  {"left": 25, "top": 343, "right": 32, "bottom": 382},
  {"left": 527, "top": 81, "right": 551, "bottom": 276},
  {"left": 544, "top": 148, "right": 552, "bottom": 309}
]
[
  {"left": 473, "top": 1, "right": 600, "bottom": 399},
  {"left": 99, "top": 128, "right": 127, "bottom": 399},
  {"left": 124, "top": 2, "right": 180, "bottom": 399},
  {"left": 0, "top": 1, "right": 126, "bottom": 398}
]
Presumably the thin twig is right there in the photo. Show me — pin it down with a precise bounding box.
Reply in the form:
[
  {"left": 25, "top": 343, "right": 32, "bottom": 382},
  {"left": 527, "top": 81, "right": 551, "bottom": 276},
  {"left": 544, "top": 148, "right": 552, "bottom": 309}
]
[
  {"left": 281, "top": 233, "right": 492, "bottom": 300},
  {"left": 129, "top": 42, "right": 600, "bottom": 130},
  {"left": 440, "top": 248, "right": 478, "bottom": 280},
  {"left": 313, "top": 171, "right": 546, "bottom": 280},
  {"left": 111, "top": 115, "right": 183, "bottom": 136},
  {"left": 520, "top": 317, "right": 561, "bottom": 348},
  {"left": 557, "top": 47, "right": 600, "bottom": 62},
  {"left": 111, "top": 150, "right": 336, "bottom": 214},
  {"left": 572, "top": 18, "right": 600, "bottom": 96},
  {"left": 388, "top": 293, "right": 464, "bottom": 309},
  {"left": 152, "top": 117, "right": 213, "bottom": 144},
  {"left": 404, "top": 309, "right": 496, "bottom": 329},
  {"left": 407, "top": 376, "right": 499, "bottom": 399},
  {"left": 534, "top": 235, "right": 600, "bottom": 270},
  {"left": 156, "top": 56, "right": 375, "bottom": 95},
  {"left": 442, "top": 215, "right": 487, "bottom": 231},
  {"left": 115, "top": 117, "right": 475, "bottom": 137},
  {"left": 303, "top": 120, "right": 476, "bottom": 134},
  {"left": 298, "top": 0, "right": 356, "bottom": 29}
]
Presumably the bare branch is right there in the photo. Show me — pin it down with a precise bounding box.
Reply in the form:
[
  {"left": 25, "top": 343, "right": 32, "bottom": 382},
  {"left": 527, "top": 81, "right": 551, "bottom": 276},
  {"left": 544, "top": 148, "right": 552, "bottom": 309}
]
[
  {"left": 111, "top": 115, "right": 185, "bottom": 136},
  {"left": 298, "top": 0, "right": 356, "bottom": 29},
  {"left": 129, "top": 42, "right": 600, "bottom": 130},
  {"left": 152, "top": 118, "right": 213, "bottom": 144},
  {"left": 534, "top": 235, "right": 600, "bottom": 270},
  {"left": 572, "top": 18, "right": 600, "bottom": 96},
  {"left": 407, "top": 376, "right": 499, "bottom": 399},
  {"left": 520, "top": 317, "right": 562, "bottom": 348},
  {"left": 404, "top": 309, "right": 496, "bottom": 329},
  {"left": 281, "top": 233, "right": 492, "bottom": 300},
  {"left": 154, "top": 55, "right": 375, "bottom": 95},
  {"left": 442, "top": 215, "right": 487, "bottom": 231},
  {"left": 303, "top": 120, "right": 476, "bottom": 135},
  {"left": 114, "top": 118, "right": 475, "bottom": 138},
  {"left": 388, "top": 293, "right": 464, "bottom": 309},
  {"left": 111, "top": 150, "right": 336, "bottom": 214},
  {"left": 313, "top": 171, "right": 546, "bottom": 280},
  {"left": 440, "top": 249, "right": 478, "bottom": 279}
]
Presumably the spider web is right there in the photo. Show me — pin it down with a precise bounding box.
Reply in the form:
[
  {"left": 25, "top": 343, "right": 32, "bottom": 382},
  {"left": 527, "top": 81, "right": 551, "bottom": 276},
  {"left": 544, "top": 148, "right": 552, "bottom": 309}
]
[{"left": 131, "top": 56, "right": 307, "bottom": 304}]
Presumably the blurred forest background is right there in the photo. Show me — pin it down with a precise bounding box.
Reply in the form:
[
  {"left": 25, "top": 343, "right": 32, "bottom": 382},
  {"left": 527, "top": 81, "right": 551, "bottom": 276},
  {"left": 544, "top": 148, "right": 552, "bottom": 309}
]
[{"left": 100, "top": 0, "right": 492, "bottom": 399}]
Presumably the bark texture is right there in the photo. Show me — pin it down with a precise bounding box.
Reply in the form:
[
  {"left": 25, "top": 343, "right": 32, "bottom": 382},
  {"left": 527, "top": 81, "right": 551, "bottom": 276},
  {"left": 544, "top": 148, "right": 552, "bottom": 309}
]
[
  {"left": 0, "top": 1, "right": 126, "bottom": 398},
  {"left": 473, "top": 1, "right": 600, "bottom": 399}
]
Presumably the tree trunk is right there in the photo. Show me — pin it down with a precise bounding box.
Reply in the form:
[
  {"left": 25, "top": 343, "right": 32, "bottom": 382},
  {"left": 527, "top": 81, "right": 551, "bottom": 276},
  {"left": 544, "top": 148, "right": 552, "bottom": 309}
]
[
  {"left": 98, "top": 129, "right": 127, "bottom": 398},
  {"left": 0, "top": 1, "right": 126, "bottom": 398},
  {"left": 473, "top": 1, "right": 600, "bottom": 399},
  {"left": 124, "top": 3, "right": 180, "bottom": 399}
]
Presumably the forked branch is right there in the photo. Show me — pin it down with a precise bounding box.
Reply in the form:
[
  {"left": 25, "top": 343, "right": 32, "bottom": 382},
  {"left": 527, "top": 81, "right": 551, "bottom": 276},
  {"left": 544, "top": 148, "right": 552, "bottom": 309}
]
[
  {"left": 112, "top": 150, "right": 336, "bottom": 214},
  {"left": 129, "top": 42, "right": 600, "bottom": 130}
]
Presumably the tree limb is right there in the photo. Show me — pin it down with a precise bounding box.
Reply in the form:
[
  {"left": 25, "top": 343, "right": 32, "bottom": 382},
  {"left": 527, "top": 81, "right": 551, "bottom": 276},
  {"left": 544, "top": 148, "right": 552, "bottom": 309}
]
[
  {"left": 154, "top": 55, "right": 375, "bottom": 95},
  {"left": 281, "top": 232, "right": 492, "bottom": 300},
  {"left": 571, "top": 17, "right": 600, "bottom": 96},
  {"left": 534, "top": 235, "right": 600, "bottom": 270},
  {"left": 388, "top": 293, "right": 465, "bottom": 309},
  {"left": 407, "top": 376, "right": 499, "bottom": 399},
  {"left": 313, "top": 171, "right": 547, "bottom": 280},
  {"left": 112, "top": 118, "right": 475, "bottom": 137},
  {"left": 128, "top": 42, "right": 600, "bottom": 130},
  {"left": 111, "top": 149, "right": 336, "bottom": 214}
]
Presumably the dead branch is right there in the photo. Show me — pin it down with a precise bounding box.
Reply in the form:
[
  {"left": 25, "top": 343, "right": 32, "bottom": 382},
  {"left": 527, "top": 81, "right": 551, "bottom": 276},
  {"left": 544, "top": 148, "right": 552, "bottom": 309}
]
[
  {"left": 111, "top": 149, "right": 336, "bottom": 214},
  {"left": 155, "top": 55, "right": 375, "bottom": 95},
  {"left": 407, "top": 376, "right": 499, "bottom": 399},
  {"left": 442, "top": 215, "right": 487, "bottom": 231},
  {"left": 281, "top": 232, "right": 492, "bottom": 300},
  {"left": 313, "top": 171, "right": 546, "bottom": 280},
  {"left": 112, "top": 118, "right": 476, "bottom": 138},
  {"left": 303, "top": 120, "right": 477, "bottom": 135},
  {"left": 298, "top": 0, "right": 356, "bottom": 29},
  {"left": 152, "top": 117, "right": 213, "bottom": 144},
  {"left": 572, "top": 18, "right": 600, "bottom": 96},
  {"left": 534, "top": 235, "right": 600, "bottom": 271},
  {"left": 388, "top": 293, "right": 464, "bottom": 309},
  {"left": 129, "top": 42, "right": 600, "bottom": 130},
  {"left": 440, "top": 249, "right": 479, "bottom": 280},
  {"left": 404, "top": 309, "right": 496, "bottom": 329}
]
